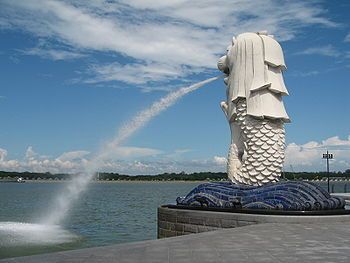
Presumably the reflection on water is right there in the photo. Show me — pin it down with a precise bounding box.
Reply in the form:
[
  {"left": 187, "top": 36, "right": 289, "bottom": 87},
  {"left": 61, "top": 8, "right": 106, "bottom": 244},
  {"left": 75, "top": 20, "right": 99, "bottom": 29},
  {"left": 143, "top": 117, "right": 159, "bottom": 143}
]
[{"left": 0, "top": 181, "right": 199, "bottom": 259}]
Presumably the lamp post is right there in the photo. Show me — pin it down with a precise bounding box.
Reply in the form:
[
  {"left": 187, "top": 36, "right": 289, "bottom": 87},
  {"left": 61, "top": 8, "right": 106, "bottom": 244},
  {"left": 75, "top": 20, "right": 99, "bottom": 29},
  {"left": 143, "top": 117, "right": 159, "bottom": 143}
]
[{"left": 322, "top": 151, "right": 333, "bottom": 193}]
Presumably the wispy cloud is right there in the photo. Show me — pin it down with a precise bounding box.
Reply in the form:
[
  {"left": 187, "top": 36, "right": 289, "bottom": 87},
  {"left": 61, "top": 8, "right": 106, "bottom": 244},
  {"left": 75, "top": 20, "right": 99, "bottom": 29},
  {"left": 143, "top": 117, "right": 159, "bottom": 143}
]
[
  {"left": 164, "top": 148, "right": 193, "bottom": 159},
  {"left": 295, "top": 45, "right": 341, "bottom": 57},
  {"left": 345, "top": 51, "right": 350, "bottom": 59},
  {"left": 345, "top": 33, "right": 350, "bottom": 42},
  {"left": 0, "top": 0, "right": 339, "bottom": 87},
  {"left": 20, "top": 47, "right": 86, "bottom": 61},
  {"left": 17, "top": 38, "right": 87, "bottom": 61},
  {"left": 57, "top": 150, "right": 90, "bottom": 161},
  {"left": 289, "top": 70, "right": 320, "bottom": 77},
  {"left": 103, "top": 146, "right": 162, "bottom": 160},
  {"left": 85, "top": 62, "right": 186, "bottom": 85}
]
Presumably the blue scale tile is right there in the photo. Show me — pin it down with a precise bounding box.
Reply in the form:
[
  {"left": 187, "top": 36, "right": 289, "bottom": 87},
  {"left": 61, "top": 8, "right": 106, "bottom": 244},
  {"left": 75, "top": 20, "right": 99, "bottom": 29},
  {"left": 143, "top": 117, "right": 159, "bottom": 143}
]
[{"left": 177, "top": 181, "right": 346, "bottom": 211}]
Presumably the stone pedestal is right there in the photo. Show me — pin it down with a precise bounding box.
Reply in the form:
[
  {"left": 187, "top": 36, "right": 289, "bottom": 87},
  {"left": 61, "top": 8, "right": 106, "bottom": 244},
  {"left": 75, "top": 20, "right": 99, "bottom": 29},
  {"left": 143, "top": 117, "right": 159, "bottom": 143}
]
[{"left": 158, "top": 205, "right": 350, "bottom": 238}]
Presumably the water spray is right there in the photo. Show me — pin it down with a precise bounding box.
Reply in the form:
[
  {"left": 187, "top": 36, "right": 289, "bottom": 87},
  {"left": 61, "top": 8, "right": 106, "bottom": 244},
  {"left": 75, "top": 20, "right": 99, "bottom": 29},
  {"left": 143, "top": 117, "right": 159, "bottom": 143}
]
[{"left": 42, "top": 75, "right": 223, "bottom": 225}]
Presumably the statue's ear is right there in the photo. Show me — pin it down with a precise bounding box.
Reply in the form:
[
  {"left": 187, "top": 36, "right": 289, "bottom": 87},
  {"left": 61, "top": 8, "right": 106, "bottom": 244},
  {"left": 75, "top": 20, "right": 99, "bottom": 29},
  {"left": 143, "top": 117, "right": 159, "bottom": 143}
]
[
  {"left": 232, "top": 36, "right": 236, "bottom": 45},
  {"left": 257, "top": 30, "right": 268, "bottom": 35}
]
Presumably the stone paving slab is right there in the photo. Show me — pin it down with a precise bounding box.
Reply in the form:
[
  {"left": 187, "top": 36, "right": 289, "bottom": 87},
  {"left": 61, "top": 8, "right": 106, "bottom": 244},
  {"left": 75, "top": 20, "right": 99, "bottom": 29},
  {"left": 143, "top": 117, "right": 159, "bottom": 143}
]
[{"left": 2, "top": 223, "right": 350, "bottom": 263}]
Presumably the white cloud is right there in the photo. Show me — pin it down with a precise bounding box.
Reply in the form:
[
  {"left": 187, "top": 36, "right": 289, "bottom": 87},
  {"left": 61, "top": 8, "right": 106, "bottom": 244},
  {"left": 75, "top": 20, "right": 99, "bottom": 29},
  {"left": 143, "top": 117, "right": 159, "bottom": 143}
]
[
  {"left": 296, "top": 45, "right": 341, "bottom": 57},
  {"left": 213, "top": 156, "right": 227, "bottom": 166},
  {"left": 0, "top": 0, "right": 217, "bottom": 67},
  {"left": 25, "top": 146, "right": 37, "bottom": 160},
  {"left": 120, "top": 0, "right": 337, "bottom": 29},
  {"left": 0, "top": 146, "right": 223, "bottom": 174},
  {"left": 322, "top": 136, "right": 350, "bottom": 148},
  {"left": 345, "top": 33, "right": 350, "bottom": 42},
  {"left": 285, "top": 135, "right": 350, "bottom": 172},
  {"left": 0, "top": 147, "right": 90, "bottom": 174},
  {"left": 1, "top": 135, "right": 349, "bottom": 175},
  {"left": 0, "top": 147, "right": 21, "bottom": 171},
  {"left": 0, "top": 146, "right": 162, "bottom": 174},
  {"left": 86, "top": 62, "right": 186, "bottom": 85},
  {"left": 0, "top": 0, "right": 338, "bottom": 87}
]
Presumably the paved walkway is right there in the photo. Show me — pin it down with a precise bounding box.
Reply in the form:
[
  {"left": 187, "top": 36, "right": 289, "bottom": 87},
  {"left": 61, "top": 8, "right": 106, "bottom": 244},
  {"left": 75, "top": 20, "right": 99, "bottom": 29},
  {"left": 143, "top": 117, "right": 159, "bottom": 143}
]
[{"left": 2, "top": 223, "right": 350, "bottom": 263}]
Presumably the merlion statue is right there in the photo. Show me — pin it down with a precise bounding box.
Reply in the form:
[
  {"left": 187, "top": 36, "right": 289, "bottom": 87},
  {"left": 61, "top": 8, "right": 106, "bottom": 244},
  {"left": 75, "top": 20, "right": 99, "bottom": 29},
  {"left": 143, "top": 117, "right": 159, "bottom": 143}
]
[
  {"left": 176, "top": 31, "right": 346, "bottom": 211},
  {"left": 217, "top": 31, "right": 290, "bottom": 186}
]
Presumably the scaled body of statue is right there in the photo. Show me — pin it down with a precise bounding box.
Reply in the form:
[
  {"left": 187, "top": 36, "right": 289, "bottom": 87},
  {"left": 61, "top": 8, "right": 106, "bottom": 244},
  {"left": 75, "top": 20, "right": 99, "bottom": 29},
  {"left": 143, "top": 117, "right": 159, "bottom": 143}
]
[{"left": 218, "top": 31, "right": 290, "bottom": 186}]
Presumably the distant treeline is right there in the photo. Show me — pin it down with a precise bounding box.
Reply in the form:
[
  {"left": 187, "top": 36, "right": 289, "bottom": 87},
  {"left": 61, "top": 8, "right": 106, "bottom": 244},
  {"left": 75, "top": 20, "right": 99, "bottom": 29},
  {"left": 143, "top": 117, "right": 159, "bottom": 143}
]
[
  {"left": 96, "top": 172, "right": 227, "bottom": 181},
  {"left": 1, "top": 170, "right": 350, "bottom": 181},
  {"left": 0, "top": 171, "right": 72, "bottom": 180}
]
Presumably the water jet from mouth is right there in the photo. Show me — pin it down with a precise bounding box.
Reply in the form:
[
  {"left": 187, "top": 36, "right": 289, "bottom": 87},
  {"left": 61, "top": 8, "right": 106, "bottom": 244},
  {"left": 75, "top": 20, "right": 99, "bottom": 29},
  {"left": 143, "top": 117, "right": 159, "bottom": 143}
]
[{"left": 41, "top": 75, "right": 223, "bottom": 226}]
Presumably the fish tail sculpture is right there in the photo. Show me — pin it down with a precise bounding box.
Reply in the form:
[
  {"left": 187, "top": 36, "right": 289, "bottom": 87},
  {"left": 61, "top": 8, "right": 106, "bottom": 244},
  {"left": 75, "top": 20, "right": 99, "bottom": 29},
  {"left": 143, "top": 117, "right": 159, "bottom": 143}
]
[{"left": 218, "top": 31, "right": 290, "bottom": 186}]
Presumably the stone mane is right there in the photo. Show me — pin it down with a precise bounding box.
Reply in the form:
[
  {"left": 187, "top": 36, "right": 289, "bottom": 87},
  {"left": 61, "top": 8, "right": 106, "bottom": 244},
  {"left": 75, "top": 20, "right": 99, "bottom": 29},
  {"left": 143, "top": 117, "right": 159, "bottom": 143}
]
[{"left": 218, "top": 31, "right": 290, "bottom": 185}]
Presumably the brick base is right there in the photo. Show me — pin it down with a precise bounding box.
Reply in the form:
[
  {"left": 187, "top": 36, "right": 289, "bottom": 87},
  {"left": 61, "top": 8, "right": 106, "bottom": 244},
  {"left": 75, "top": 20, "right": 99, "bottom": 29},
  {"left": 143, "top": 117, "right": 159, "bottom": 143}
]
[{"left": 158, "top": 205, "right": 350, "bottom": 238}]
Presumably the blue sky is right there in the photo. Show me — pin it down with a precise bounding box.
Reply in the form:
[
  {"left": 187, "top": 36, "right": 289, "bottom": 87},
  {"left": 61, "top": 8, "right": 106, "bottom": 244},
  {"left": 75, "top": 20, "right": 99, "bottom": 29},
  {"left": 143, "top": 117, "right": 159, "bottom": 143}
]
[{"left": 0, "top": 0, "right": 349, "bottom": 174}]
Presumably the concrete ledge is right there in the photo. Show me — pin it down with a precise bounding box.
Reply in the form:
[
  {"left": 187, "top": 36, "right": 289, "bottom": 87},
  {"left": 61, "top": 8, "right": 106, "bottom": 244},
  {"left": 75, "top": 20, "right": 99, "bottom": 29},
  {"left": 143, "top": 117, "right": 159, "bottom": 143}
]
[
  {"left": 158, "top": 205, "right": 350, "bottom": 238},
  {"left": 3, "top": 223, "right": 350, "bottom": 263}
]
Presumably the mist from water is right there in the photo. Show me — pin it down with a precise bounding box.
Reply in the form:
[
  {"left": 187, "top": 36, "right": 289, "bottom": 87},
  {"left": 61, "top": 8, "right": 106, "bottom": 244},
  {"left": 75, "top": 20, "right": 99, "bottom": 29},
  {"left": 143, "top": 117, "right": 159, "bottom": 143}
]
[
  {"left": 0, "top": 222, "right": 77, "bottom": 247},
  {"left": 41, "top": 76, "right": 222, "bottom": 225}
]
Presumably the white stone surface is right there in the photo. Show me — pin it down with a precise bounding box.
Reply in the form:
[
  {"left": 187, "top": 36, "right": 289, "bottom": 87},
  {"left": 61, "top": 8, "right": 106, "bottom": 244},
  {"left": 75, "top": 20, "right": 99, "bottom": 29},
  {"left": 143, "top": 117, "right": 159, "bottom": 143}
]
[{"left": 218, "top": 31, "right": 290, "bottom": 185}]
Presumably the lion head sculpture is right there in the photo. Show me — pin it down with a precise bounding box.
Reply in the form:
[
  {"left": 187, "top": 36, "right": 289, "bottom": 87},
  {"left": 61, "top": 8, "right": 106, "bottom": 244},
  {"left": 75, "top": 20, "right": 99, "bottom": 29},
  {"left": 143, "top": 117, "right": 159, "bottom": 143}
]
[{"left": 218, "top": 31, "right": 290, "bottom": 185}]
